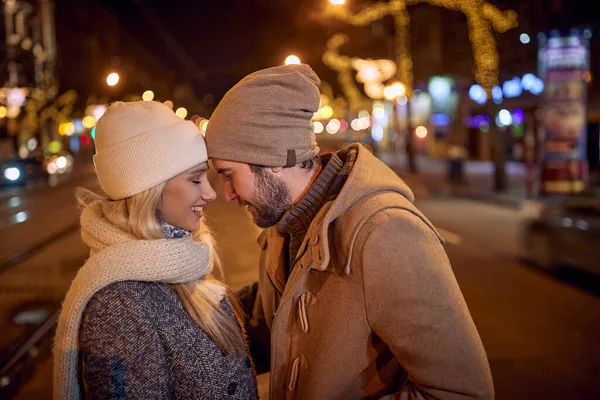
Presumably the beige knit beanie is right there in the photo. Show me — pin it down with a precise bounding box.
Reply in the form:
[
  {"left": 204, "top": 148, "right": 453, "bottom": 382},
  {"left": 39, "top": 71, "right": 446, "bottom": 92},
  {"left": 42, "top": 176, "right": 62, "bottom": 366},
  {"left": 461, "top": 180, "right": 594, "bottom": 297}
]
[
  {"left": 93, "top": 101, "right": 207, "bottom": 200},
  {"left": 206, "top": 64, "right": 321, "bottom": 167}
]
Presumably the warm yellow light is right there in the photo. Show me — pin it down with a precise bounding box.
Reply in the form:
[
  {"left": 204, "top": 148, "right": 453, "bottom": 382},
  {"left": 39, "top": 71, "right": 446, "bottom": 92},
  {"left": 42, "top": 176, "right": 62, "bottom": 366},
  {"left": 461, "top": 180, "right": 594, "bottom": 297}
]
[
  {"left": 383, "top": 82, "right": 406, "bottom": 101},
  {"left": 200, "top": 119, "right": 209, "bottom": 132},
  {"left": 320, "top": 105, "right": 334, "bottom": 119},
  {"left": 59, "top": 122, "right": 75, "bottom": 136},
  {"left": 82, "top": 116, "right": 96, "bottom": 129},
  {"left": 392, "top": 82, "right": 406, "bottom": 96},
  {"left": 415, "top": 125, "right": 428, "bottom": 139},
  {"left": 106, "top": 72, "right": 120, "bottom": 87},
  {"left": 383, "top": 86, "right": 395, "bottom": 101},
  {"left": 163, "top": 100, "right": 174, "bottom": 109},
  {"left": 323, "top": 0, "right": 518, "bottom": 109},
  {"left": 285, "top": 55, "right": 301, "bottom": 65},
  {"left": 142, "top": 90, "right": 155, "bottom": 102},
  {"left": 0, "top": 106, "right": 6, "bottom": 118},
  {"left": 65, "top": 122, "right": 75, "bottom": 136},
  {"left": 175, "top": 107, "right": 188, "bottom": 119},
  {"left": 364, "top": 82, "right": 384, "bottom": 99},
  {"left": 329, "top": 0, "right": 346, "bottom": 5}
]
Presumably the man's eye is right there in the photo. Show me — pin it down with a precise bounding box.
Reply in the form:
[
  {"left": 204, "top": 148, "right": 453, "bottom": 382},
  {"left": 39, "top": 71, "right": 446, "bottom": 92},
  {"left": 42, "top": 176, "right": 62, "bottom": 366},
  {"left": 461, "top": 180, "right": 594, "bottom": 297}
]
[{"left": 225, "top": 174, "right": 233, "bottom": 181}]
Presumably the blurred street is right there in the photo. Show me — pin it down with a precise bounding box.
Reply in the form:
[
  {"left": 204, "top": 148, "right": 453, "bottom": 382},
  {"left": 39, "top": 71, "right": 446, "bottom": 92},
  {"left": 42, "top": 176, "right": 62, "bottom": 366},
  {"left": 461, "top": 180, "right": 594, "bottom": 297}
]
[
  {"left": 0, "top": 0, "right": 599, "bottom": 398},
  {"left": 1, "top": 160, "right": 599, "bottom": 399}
]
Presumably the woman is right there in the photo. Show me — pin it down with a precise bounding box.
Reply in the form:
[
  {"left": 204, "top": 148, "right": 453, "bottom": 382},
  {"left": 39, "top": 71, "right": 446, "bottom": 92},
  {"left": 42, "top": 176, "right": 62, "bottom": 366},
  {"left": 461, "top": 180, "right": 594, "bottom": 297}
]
[{"left": 53, "top": 101, "right": 258, "bottom": 399}]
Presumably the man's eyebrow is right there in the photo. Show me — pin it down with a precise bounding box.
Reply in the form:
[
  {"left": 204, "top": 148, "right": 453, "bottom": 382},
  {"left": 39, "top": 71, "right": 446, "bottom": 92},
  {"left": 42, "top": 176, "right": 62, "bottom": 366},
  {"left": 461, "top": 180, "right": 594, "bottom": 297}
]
[{"left": 216, "top": 168, "right": 233, "bottom": 174}]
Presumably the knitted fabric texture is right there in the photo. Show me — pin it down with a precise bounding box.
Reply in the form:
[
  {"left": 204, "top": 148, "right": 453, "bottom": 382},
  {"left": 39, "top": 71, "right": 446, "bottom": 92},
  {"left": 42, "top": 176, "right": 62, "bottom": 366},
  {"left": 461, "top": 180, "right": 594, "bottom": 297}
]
[
  {"left": 79, "top": 281, "right": 257, "bottom": 399},
  {"left": 206, "top": 64, "right": 321, "bottom": 167},
  {"left": 53, "top": 202, "right": 214, "bottom": 400},
  {"left": 277, "top": 146, "right": 358, "bottom": 272},
  {"left": 93, "top": 101, "right": 208, "bottom": 200}
]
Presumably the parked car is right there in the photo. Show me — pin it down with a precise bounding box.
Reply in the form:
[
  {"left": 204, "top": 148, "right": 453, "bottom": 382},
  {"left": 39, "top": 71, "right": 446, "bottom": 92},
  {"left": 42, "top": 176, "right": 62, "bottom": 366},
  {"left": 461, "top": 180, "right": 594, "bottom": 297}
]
[{"left": 520, "top": 190, "right": 600, "bottom": 275}]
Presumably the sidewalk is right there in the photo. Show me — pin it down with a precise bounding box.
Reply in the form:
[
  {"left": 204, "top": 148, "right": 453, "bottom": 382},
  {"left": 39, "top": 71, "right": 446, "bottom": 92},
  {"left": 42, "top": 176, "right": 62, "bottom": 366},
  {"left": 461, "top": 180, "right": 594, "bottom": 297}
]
[{"left": 380, "top": 153, "right": 528, "bottom": 209}]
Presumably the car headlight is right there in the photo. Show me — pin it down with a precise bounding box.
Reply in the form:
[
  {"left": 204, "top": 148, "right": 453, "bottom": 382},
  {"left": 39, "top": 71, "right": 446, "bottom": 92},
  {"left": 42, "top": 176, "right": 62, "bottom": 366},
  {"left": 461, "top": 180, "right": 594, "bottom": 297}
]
[{"left": 3, "top": 167, "right": 21, "bottom": 181}]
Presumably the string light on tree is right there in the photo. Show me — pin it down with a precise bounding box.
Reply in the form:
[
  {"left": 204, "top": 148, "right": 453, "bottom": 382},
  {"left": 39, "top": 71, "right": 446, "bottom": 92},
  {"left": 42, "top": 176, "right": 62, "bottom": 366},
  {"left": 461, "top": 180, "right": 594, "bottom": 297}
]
[
  {"left": 325, "top": 0, "right": 518, "bottom": 96},
  {"left": 322, "top": 34, "right": 371, "bottom": 112}
]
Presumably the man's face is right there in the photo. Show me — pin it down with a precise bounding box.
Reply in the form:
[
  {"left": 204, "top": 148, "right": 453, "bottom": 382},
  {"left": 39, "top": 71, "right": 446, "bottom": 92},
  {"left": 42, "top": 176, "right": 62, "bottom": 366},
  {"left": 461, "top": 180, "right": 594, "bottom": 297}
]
[{"left": 212, "top": 159, "right": 292, "bottom": 228}]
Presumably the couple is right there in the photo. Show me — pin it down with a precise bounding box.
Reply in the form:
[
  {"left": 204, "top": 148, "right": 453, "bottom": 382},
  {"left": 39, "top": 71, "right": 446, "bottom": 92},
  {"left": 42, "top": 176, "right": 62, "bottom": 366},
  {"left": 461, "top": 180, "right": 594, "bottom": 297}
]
[{"left": 53, "top": 65, "right": 493, "bottom": 399}]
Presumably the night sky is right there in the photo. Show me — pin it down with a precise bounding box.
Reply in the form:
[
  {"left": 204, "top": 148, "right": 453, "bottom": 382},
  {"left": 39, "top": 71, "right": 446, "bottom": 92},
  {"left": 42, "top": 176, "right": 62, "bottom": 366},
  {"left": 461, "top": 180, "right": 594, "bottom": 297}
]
[{"left": 53, "top": 0, "right": 599, "bottom": 109}]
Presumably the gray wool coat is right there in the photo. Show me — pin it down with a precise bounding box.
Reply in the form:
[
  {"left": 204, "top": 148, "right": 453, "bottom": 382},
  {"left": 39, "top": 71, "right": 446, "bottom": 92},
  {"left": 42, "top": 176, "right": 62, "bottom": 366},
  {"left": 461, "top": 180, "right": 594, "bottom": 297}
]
[{"left": 79, "top": 280, "right": 257, "bottom": 399}]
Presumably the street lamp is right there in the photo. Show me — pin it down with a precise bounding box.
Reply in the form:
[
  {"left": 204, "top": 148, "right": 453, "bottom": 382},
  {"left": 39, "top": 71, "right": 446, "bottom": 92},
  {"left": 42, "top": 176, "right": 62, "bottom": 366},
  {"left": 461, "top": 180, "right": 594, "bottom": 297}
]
[
  {"left": 285, "top": 55, "right": 301, "bottom": 65},
  {"left": 329, "top": 0, "right": 346, "bottom": 4},
  {"left": 106, "top": 72, "right": 120, "bottom": 87}
]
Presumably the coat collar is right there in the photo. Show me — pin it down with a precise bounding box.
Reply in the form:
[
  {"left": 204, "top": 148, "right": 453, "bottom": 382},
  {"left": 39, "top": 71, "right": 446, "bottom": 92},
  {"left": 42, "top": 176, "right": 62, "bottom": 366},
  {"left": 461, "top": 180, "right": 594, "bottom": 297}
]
[{"left": 258, "top": 145, "right": 443, "bottom": 277}]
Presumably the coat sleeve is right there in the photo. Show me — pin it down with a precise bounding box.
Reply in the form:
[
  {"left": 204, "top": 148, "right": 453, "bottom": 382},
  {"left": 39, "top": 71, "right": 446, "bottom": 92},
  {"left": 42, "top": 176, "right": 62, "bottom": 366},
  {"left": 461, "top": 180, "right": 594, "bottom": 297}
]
[
  {"left": 235, "top": 282, "right": 271, "bottom": 374},
  {"left": 79, "top": 285, "right": 170, "bottom": 399},
  {"left": 360, "top": 210, "right": 494, "bottom": 400}
]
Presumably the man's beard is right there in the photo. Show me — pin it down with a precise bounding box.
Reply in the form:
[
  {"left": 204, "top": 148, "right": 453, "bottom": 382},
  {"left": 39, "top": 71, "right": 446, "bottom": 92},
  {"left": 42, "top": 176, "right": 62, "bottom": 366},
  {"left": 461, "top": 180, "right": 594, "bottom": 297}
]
[{"left": 250, "top": 169, "right": 292, "bottom": 228}]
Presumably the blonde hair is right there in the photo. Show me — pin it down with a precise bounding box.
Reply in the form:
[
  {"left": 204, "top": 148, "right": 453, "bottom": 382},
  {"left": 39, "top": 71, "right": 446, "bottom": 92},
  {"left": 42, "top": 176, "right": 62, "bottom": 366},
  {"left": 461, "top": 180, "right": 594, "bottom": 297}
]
[{"left": 76, "top": 187, "right": 247, "bottom": 358}]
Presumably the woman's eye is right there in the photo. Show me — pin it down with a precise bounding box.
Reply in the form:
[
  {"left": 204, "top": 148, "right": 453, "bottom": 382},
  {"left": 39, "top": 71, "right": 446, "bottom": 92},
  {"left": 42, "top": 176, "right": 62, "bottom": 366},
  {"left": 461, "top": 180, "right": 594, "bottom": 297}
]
[{"left": 192, "top": 180, "right": 201, "bottom": 184}]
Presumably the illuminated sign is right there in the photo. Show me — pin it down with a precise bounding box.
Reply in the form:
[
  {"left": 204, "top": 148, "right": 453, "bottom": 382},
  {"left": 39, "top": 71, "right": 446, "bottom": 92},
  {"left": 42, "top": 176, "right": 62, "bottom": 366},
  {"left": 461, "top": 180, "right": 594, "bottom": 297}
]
[{"left": 538, "top": 31, "right": 590, "bottom": 195}]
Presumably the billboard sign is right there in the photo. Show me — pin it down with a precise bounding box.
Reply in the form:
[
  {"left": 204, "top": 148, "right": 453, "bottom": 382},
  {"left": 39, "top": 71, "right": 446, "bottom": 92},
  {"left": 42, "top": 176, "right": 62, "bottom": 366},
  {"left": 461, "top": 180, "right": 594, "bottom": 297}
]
[{"left": 538, "top": 31, "right": 591, "bottom": 195}]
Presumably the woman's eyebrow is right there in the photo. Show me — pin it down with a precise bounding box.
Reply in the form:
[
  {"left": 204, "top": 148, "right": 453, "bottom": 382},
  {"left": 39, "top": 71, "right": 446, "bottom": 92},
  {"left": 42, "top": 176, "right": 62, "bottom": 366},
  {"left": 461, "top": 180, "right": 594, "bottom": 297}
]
[{"left": 188, "top": 166, "right": 208, "bottom": 175}]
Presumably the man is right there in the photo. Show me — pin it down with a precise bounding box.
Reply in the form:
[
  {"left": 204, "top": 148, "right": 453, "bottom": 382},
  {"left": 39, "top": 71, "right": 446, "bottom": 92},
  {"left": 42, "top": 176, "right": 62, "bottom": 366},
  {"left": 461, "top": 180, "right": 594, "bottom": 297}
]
[{"left": 206, "top": 64, "right": 493, "bottom": 399}]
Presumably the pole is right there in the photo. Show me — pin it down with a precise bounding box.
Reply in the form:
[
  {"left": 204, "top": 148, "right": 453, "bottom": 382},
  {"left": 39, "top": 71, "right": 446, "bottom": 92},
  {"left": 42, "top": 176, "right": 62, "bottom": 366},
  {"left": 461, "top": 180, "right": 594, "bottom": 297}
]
[
  {"left": 486, "top": 101, "right": 508, "bottom": 192},
  {"left": 405, "top": 97, "right": 417, "bottom": 172},
  {"left": 524, "top": 113, "right": 535, "bottom": 198}
]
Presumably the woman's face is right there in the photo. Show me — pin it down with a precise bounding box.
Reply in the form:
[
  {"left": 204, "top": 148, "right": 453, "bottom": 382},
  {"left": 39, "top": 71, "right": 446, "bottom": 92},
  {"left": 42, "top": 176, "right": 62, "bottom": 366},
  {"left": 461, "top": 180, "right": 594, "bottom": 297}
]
[{"left": 159, "top": 162, "right": 216, "bottom": 232}]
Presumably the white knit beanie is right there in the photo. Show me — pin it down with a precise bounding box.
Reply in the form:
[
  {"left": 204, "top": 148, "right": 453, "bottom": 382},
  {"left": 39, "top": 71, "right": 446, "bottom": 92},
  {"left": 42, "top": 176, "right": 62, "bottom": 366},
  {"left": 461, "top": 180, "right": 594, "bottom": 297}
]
[{"left": 93, "top": 101, "right": 207, "bottom": 200}]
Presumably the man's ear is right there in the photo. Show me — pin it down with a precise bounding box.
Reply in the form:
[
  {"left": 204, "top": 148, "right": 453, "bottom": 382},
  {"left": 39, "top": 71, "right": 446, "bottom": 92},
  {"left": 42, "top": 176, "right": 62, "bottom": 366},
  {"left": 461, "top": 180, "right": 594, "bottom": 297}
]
[{"left": 270, "top": 167, "right": 284, "bottom": 174}]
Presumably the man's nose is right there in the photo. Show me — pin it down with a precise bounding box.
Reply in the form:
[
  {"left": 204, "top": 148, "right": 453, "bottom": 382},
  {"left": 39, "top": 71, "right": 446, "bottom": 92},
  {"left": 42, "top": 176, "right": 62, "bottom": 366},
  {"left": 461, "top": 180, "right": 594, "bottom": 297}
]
[{"left": 223, "top": 181, "right": 237, "bottom": 202}]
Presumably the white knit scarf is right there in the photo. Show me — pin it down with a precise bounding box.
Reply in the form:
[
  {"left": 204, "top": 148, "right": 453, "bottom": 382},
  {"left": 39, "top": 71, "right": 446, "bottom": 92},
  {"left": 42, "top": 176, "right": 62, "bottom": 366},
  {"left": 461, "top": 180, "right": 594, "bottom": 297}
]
[{"left": 53, "top": 203, "right": 214, "bottom": 400}]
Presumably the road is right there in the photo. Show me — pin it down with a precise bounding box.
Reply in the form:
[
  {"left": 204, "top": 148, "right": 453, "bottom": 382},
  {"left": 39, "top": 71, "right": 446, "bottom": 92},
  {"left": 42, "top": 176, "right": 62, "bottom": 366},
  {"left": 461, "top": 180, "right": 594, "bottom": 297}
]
[{"left": 1, "top": 163, "right": 599, "bottom": 399}]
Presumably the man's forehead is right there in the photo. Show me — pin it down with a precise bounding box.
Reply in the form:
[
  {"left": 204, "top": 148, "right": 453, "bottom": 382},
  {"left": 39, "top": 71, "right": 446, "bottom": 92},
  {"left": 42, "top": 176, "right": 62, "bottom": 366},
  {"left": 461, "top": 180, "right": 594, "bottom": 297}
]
[{"left": 211, "top": 159, "right": 249, "bottom": 173}]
